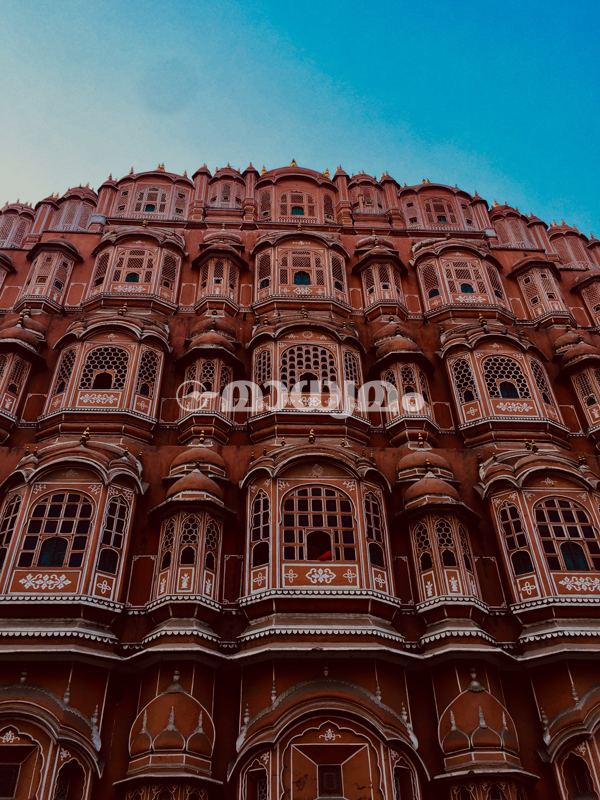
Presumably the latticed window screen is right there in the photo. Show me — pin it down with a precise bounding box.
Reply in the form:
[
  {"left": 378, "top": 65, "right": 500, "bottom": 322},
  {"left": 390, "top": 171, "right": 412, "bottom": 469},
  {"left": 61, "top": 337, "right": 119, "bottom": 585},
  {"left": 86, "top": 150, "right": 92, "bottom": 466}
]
[
  {"left": 18, "top": 491, "right": 93, "bottom": 569},
  {"left": 331, "top": 255, "right": 345, "bottom": 290},
  {"left": 259, "top": 190, "right": 271, "bottom": 219},
  {"left": 364, "top": 493, "right": 383, "bottom": 542},
  {"left": 535, "top": 497, "right": 600, "bottom": 572},
  {"left": 91, "top": 251, "right": 110, "bottom": 288},
  {"left": 318, "top": 765, "right": 342, "bottom": 796},
  {"left": 79, "top": 347, "right": 130, "bottom": 390},
  {"left": 133, "top": 185, "right": 169, "bottom": 214},
  {"left": 420, "top": 262, "right": 441, "bottom": 298},
  {"left": 485, "top": 263, "right": 505, "bottom": 301},
  {"left": 508, "top": 218, "right": 529, "bottom": 246},
  {"left": 280, "top": 345, "right": 337, "bottom": 389},
  {"left": 251, "top": 492, "right": 270, "bottom": 541},
  {"left": 160, "top": 252, "right": 179, "bottom": 288},
  {"left": 179, "top": 514, "right": 199, "bottom": 564},
  {"left": 582, "top": 283, "right": 600, "bottom": 318},
  {"left": 101, "top": 495, "right": 128, "bottom": 549},
  {"left": 136, "top": 349, "right": 160, "bottom": 397},
  {"left": 519, "top": 270, "right": 561, "bottom": 312},
  {"left": 458, "top": 524, "right": 474, "bottom": 572},
  {"left": 219, "top": 365, "right": 232, "bottom": 394},
  {"left": 343, "top": 351, "right": 360, "bottom": 386},
  {"left": 423, "top": 197, "right": 457, "bottom": 224},
  {"left": 0, "top": 355, "right": 7, "bottom": 383},
  {"left": 443, "top": 261, "right": 486, "bottom": 294},
  {"left": 199, "top": 360, "right": 216, "bottom": 391},
  {"left": 529, "top": 358, "right": 554, "bottom": 406},
  {"left": 53, "top": 347, "right": 77, "bottom": 395},
  {"left": 257, "top": 253, "right": 271, "bottom": 288},
  {"left": 552, "top": 237, "right": 572, "bottom": 265},
  {"left": 494, "top": 219, "right": 510, "bottom": 244},
  {"left": 111, "top": 249, "right": 155, "bottom": 284},
  {"left": 204, "top": 516, "right": 221, "bottom": 570},
  {"left": 5, "top": 358, "right": 28, "bottom": 396},
  {"left": 451, "top": 358, "right": 478, "bottom": 403},
  {"left": 0, "top": 494, "right": 21, "bottom": 568},
  {"left": 278, "top": 191, "right": 316, "bottom": 218},
  {"left": 414, "top": 521, "right": 433, "bottom": 571},
  {"left": 323, "top": 193, "right": 334, "bottom": 220},
  {"left": 0, "top": 764, "right": 20, "bottom": 799},
  {"left": 436, "top": 518, "right": 457, "bottom": 560},
  {"left": 256, "top": 349, "right": 272, "bottom": 386},
  {"left": 570, "top": 237, "right": 590, "bottom": 265},
  {"left": 574, "top": 370, "right": 599, "bottom": 408},
  {"left": 278, "top": 250, "right": 325, "bottom": 287},
  {"left": 281, "top": 486, "right": 355, "bottom": 562},
  {"left": 160, "top": 518, "right": 176, "bottom": 570},
  {"left": 498, "top": 502, "right": 533, "bottom": 576},
  {"left": 0, "top": 215, "right": 30, "bottom": 248},
  {"left": 257, "top": 779, "right": 268, "bottom": 800},
  {"left": 483, "top": 357, "right": 531, "bottom": 399},
  {"left": 0, "top": 216, "right": 16, "bottom": 246}
]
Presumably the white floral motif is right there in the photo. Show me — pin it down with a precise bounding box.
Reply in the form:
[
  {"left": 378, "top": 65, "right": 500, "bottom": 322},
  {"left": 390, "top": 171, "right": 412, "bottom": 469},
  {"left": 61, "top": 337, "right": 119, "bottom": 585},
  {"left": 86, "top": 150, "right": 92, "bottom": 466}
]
[
  {"left": 466, "top": 407, "right": 478, "bottom": 416},
  {"left": 343, "top": 569, "right": 356, "bottom": 584},
  {"left": 180, "top": 573, "right": 190, "bottom": 589},
  {"left": 576, "top": 743, "right": 587, "bottom": 755},
  {"left": 66, "top": 470, "right": 77, "bottom": 478},
  {"left": 559, "top": 576, "right": 600, "bottom": 593},
  {"left": 543, "top": 478, "right": 555, "bottom": 486},
  {"left": 284, "top": 569, "right": 298, "bottom": 583},
  {"left": 159, "top": 577, "right": 167, "bottom": 594},
  {"left": 278, "top": 480, "right": 290, "bottom": 490},
  {"left": 342, "top": 481, "right": 355, "bottom": 490},
  {"left": 0, "top": 730, "right": 20, "bottom": 743},
  {"left": 302, "top": 332, "right": 313, "bottom": 339},
  {"left": 425, "top": 580, "right": 433, "bottom": 597},
  {"left": 319, "top": 728, "right": 341, "bottom": 741},
  {"left": 449, "top": 577, "right": 459, "bottom": 592},
  {"left": 305, "top": 567, "right": 336, "bottom": 585},
  {"left": 79, "top": 393, "right": 119, "bottom": 405},
  {"left": 374, "top": 573, "right": 386, "bottom": 589},
  {"left": 520, "top": 580, "right": 537, "bottom": 596},
  {"left": 578, "top": 493, "right": 589, "bottom": 501},
  {"left": 311, "top": 464, "right": 324, "bottom": 477},
  {"left": 32, "top": 483, "right": 47, "bottom": 494},
  {"left": 496, "top": 402, "right": 534, "bottom": 412},
  {"left": 87, "top": 484, "right": 102, "bottom": 495},
  {"left": 204, "top": 576, "right": 213, "bottom": 595},
  {"left": 19, "top": 573, "right": 71, "bottom": 590},
  {"left": 96, "top": 579, "right": 111, "bottom": 595},
  {"left": 59, "top": 748, "right": 71, "bottom": 760},
  {"left": 252, "top": 572, "right": 266, "bottom": 586}
]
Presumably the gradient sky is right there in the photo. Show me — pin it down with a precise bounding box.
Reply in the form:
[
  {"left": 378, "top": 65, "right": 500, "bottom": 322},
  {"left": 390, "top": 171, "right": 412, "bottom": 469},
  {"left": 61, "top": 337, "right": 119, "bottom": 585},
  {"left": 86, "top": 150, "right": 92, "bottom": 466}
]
[{"left": 1, "top": 0, "right": 599, "bottom": 232}]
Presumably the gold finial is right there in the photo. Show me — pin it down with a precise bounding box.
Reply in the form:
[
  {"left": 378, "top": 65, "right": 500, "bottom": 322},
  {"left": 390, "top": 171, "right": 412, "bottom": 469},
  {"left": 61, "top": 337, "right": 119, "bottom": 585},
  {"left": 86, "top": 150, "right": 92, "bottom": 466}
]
[
  {"left": 108, "top": 173, "right": 112, "bottom": 180},
  {"left": 478, "top": 313, "right": 486, "bottom": 327},
  {"left": 222, "top": 222, "right": 226, "bottom": 230},
  {"left": 24, "top": 307, "right": 31, "bottom": 317},
  {"left": 561, "top": 219, "right": 565, "bottom": 225},
  {"left": 263, "top": 447, "right": 267, "bottom": 457},
  {"left": 280, "top": 437, "right": 286, "bottom": 446},
  {"left": 297, "top": 221, "right": 302, "bottom": 230},
  {"left": 261, "top": 165, "right": 266, "bottom": 175},
  {"left": 323, "top": 168, "right": 330, "bottom": 177},
  {"left": 370, "top": 451, "right": 375, "bottom": 462},
  {"left": 525, "top": 438, "right": 532, "bottom": 450},
  {"left": 426, "top": 178, "right": 430, "bottom": 183},
  {"left": 16, "top": 315, "right": 24, "bottom": 327},
  {"left": 531, "top": 441, "right": 538, "bottom": 453},
  {"left": 250, "top": 451, "right": 255, "bottom": 462},
  {"left": 199, "top": 429, "right": 205, "bottom": 443},
  {"left": 341, "top": 438, "right": 347, "bottom": 447},
  {"left": 422, "top": 179, "right": 426, "bottom": 184},
  {"left": 80, "top": 426, "right": 91, "bottom": 446},
  {"left": 262, "top": 316, "right": 268, "bottom": 325},
  {"left": 301, "top": 305, "right": 308, "bottom": 318},
  {"left": 417, "top": 433, "right": 425, "bottom": 448},
  {"left": 552, "top": 220, "right": 557, "bottom": 227},
  {"left": 142, "top": 219, "right": 148, "bottom": 227},
  {"left": 290, "top": 159, "right": 297, "bottom": 167},
  {"left": 247, "top": 162, "right": 254, "bottom": 169},
  {"left": 129, "top": 167, "right": 134, "bottom": 175},
  {"left": 157, "top": 163, "right": 165, "bottom": 171},
  {"left": 579, "top": 454, "right": 587, "bottom": 465},
  {"left": 308, "top": 428, "right": 315, "bottom": 444},
  {"left": 183, "top": 170, "right": 187, "bottom": 177},
  {"left": 493, "top": 200, "right": 499, "bottom": 207},
  {"left": 24, "top": 446, "right": 29, "bottom": 456},
  {"left": 85, "top": 182, "right": 89, "bottom": 188},
  {"left": 118, "top": 303, "right": 127, "bottom": 315},
  {"left": 474, "top": 189, "right": 478, "bottom": 196}
]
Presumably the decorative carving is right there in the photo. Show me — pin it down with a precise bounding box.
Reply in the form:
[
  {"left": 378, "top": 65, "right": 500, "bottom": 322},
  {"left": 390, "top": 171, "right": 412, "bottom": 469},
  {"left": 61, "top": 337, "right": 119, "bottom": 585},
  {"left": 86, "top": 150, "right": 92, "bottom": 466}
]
[
  {"left": 305, "top": 567, "right": 336, "bottom": 584},
  {"left": 19, "top": 573, "right": 71, "bottom": 590}
]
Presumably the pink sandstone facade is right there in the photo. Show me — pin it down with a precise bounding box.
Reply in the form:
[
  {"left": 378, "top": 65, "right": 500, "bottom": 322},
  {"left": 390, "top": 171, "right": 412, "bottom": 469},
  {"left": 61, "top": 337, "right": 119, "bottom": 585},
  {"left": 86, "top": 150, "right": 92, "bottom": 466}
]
[{"left": 0, "top": 162, "right": 599, "bottom": 799}]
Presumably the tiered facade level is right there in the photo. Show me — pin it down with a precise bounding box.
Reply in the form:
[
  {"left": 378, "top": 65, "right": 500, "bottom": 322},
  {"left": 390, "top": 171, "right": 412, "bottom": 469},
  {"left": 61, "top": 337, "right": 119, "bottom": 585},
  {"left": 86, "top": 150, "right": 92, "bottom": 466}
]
[{"left": 2, "top": 163, "right": 600, "bottom": 800}]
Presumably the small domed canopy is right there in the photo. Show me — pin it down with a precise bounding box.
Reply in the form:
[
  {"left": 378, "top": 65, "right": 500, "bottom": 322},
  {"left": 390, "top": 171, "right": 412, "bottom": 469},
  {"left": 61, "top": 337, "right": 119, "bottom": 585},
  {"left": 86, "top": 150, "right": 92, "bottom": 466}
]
[
  {"left": 190, "top": 315, "right": 237, "bottom": 341},
  {"left": 26, "top": 238, "right": 83, "bottom": 263},
  {"left": 554, "top": 327, "right": 580, "bottom": 353},
  {"left": 398, "top": 449, "right": 452, "bottom": 473},
  {"left": 373, "top": 321, "right": 414, "bottom": 344},
  {"left": 560, "top": 339, "right": 600, "bottom": 371},
  {"left": 376, "top": 336, "right": 420, "bottom": 358},
  {"left": 129, "top": 671, "right": 214, "bottom": 760},
  {"left": 189, "top": 330, "right": 235, "bottom": 353},
  {"left": 0, "top": 253, "right": 15, "bottom": 273},
  {"left": 170, "top": 446, "right": 227, "bottom": 474},
  {"left": 166, "top": 468, "right": 224, "bottom": 500},
  {"left": 0, "top": 325, "right": 40, "bottom": 349},
  {"left": 439, "top": 671, "right": 519, "bottom": 758},
  {"left": 403, "top": 473, "right": 461, "bottom": 509}
]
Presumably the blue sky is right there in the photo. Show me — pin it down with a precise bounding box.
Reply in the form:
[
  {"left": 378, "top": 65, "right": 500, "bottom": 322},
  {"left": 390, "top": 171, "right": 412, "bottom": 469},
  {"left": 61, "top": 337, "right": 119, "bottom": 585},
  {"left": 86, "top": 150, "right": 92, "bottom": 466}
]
[{"left": 1, "top": 0, "right": 599, "bottom": 232}]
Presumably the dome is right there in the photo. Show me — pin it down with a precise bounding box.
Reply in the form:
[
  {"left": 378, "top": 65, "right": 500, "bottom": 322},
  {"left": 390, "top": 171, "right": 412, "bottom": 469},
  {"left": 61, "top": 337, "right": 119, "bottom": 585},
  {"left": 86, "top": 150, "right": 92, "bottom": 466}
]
[
  {"left": 129, "top": 671, "right": 213, "bottom": 758},
  {"left": 166, "top": 468, "right": 224, "bottom": 499},
  {"left": 376, "top": 336, "right": 420, "bottom": 358},
  {"left": 398, "top": 450, "right": 452, "bottom": 473},
  {"left": 404, "top": 474, "right": 460, "bottom": 506},
  {"left": 190, "top": 316, "right": 237, "bottom": 340},
  {"left": 439, "top": 672, "right": 519, "bottom": 757},
  {"left": 554, "top": 327, "right": 580, "bottom": 351},
  {"left": 0, "top": 325, "right": 40, "bottom": 349},
  {"left": 190, "top": 330, "right": 235, "bottom": 353},
  {"left": 170, "top": 446, "right": 226, "bottom": 472},
  {"left": 40, "top": 238, "right": 81, "bottom": 257},
  {"left": 562, "top": 340, "right": 600, "bottom": 366},
  {"left": 374, "top": 322, "right": 413, "bottom": 343}
]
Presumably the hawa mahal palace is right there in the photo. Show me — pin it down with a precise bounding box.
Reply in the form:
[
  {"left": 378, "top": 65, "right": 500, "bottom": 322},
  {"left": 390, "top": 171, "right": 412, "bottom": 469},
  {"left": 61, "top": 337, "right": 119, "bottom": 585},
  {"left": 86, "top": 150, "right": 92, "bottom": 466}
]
[{"left": 0, "top": 160, "right": 599, "bottom": 800}]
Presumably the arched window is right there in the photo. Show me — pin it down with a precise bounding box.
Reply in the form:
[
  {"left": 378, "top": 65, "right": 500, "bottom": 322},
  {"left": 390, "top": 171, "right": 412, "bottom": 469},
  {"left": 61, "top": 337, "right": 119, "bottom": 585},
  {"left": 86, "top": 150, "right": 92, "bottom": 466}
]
[
  {"left": 279, "top": 191, "right": 316, "bottom": 220},
  {"left": 52, "top": 760, "right": 86, "bottom": 800},
  {"left": 498, "top": 502, "right": 534, "bottom": 576},
  {"left": 483, "top": 357, "right": 531, "bottom": 399},
  {"left": 110, "top": 248, "right": 155, "bottom": 286},
  {"left": 282, "top": 486, "right": 355, "bottom": 562},
  {"left": 255, "top": 349, "right": 272, "bottom": 392},
  {"left": 331, "top": 255, "right": 346, "bottom": 292},
  {"left": 277, "top": 250, "right": 325, "bottom": 289},
  {"left": 486, "top": 786, "right": 508, "bottom": 800},
  {"left": 52, "top": 348, "right": 77, "bottom": 396},
  {"left": 136, "top": 349, "right": 160, "bottom": 398},
  {"left": 252, "top": 541, "right": 269, "bottom": 567},
  {"left": 257, "top": 253, "right": 271, "bottom": 290},
  {"left": 530, "top": 358, "right": 555, "bottom": 407},
  {"left": 443, "top": 261, "right": 487, "bottom": 296},
  {"left": 260, "top": 190, "right": 271, "bottom": 220},
  {"left": 437, "top": 518, "right": 458, "bottom": 566},
  {"left": 419, "top": 262, "right": 441, "bottom": 299},
  {"left": 574, "top": 371, "right": 599, "bottom": 409},
  {"left": 179, "top": 515, "right": 199, "bottom": 564},
  {"left": 0, "top": 494, "right": 21, "bottom": 570},
  {"left": 133, "top": 185, "right": 170, "bottom": 215},
  {"left": 294, "top": 271, "right": 310, "bottom": 285},
  {"left": 343, "top": 350, "right": 360, "bottom": 387},
  {"left": 251, "top": 492, "right": 270, "bottom": 546},
  {"left": 160, "top": 518, "right": 175, "bottom": 571},
  {"left": 97, "top": 548, "right": 118, "bottom": 574},
  {"left": 280, "top": 345, "right": 337, "bottom": 390},
  {"left": 414, "top": 522, "right": 433, "bottom": 572},
  {"left": 101, "top": 494, "right": 128, "bottom": 553},
  {"left": 323, "top": 194, "right": 335, "bottom": 221},
  {"left": 562, "top": 752, "right": 597, "bottom": 799},
  {"left": 18, "top": 492, "right": 93, "bottom": 569},
  {"left": 79, "top": 347, "right": 129, "bottom": 390},
  {"left": 423, "top": 197, "right": 457, "bottom": 225},
  {"left": 451, "top": 358, "right": 478, "bottom": 403},
  {"left": 535, "top": 497, "right": 600, "bottom": 572},
  {"left": 204, "top": 516, "right": 220, "bottom": 572}
]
